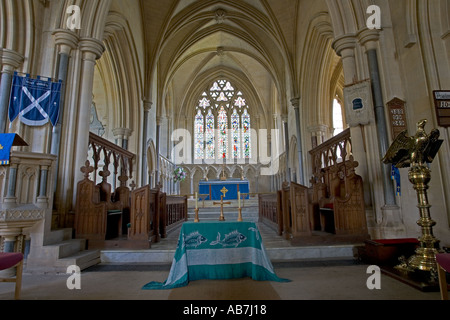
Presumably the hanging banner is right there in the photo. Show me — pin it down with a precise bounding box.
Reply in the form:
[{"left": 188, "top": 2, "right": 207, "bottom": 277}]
[
  {"left": 8, "top": 73, "right": 62, "bottom": 127},
  {"left": 343, "top": 80, "right": 375, "bottom": 127}
]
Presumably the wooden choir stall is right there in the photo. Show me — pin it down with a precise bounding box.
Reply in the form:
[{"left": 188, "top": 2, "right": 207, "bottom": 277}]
[
  {"left": 74, "top": 132, "right": 187, "bottom": 249},
  {"left": 258, "top": 129, "right": 369, "bottom": 244}
]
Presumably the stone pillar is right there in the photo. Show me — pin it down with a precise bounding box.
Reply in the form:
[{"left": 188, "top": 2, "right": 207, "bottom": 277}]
[
  {"left": 0, "top": 49, "right": 24, "bottom": 133},
  {"left": 142, "top": 100, "right": 152, "bottom": 186},
  {"left": 291, "top": 98, "right": 304, "bottom": 185},
  {"left": 50, "top": 30, "right": 79, "bottom": 156},
  {"left": 359, "top": 29, "right": 404, "bottom": 238},
  {"left": 281, "top": 114, "right": 290, "bottom": 182},
  {"left": 359, "top": 29, "right": 396, "bottom": 206},
  {"left": 72, "top": 38, "right": 105, "bottom": 203},
  {"left": 3, "top": 163, "right": 18, "bottom": 209},
  {"left": 50, "top": 30, "right": 79, "bottom": 201},
  {"left": 155, "top": 116, "right": 162, "bottom": 186},
  {"left": 37, "top": 165, "right": 49, "bottom": 208},
  {"left": 332, "top": 35, "right": 358, "bottom": 85}
]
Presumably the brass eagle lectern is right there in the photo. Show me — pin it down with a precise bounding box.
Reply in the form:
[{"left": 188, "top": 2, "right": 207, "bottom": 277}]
[{"left": 382, "top": 119, "right": 443, "bottom": 273}]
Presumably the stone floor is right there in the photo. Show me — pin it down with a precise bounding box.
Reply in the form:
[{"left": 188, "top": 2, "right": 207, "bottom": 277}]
[{"left": 0, "top": 204, "right": 447, "bottom": 303}]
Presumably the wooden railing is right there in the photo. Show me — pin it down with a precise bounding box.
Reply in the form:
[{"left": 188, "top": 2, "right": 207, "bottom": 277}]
[
  {"left": 258, "top": 193, "right": 282, "bottom": 235},
  {"left": 88, "top": 132, "right": 135, "bottom": 187},
  {"left": 164, "top": 195, "right": 188, "bottom": 234}
]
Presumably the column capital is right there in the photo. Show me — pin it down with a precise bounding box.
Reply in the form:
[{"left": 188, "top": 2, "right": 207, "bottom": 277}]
[
  {"left": 79, "top": 37, "right": 105, "bottom": 61},
  {"left": 143, "top": 99, "right": 152, "bottom": 112},
  {"left": 291, "top": 97, "right": 300, "bottom": 109},
  {"left": 357, "top": 28, "right": 380, "bottom": 51},
  {"left": 113, "top": 127, "right": 133, "bottom": 139},
  {"left": 52, "top": 29, "right": 80, "bottom": 55},
  {"left": 332, "top": 34, "right": 357, "bottom": 57},
  {"left": 281, "top": 114, "right": 289, "bottom": 123},
  {"left": 156, "top": 115, "right": 165, "bottom": 125},
  {"left": 1, "top": 49, "right": 24, "bottom": 73}
]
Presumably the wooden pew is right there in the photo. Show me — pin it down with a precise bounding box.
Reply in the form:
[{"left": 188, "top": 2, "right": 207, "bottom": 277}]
[
  {"left": 308, "top": 129, "right": 369, "bottom": 240},
  {"left": 315, "top": 159, "right": 368, "bottom": 237}
]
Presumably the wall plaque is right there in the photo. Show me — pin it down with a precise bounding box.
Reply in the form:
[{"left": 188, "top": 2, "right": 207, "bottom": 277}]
[
  {"left": 387, "top": 98, "right": 407, "bottom": 139},
  {"left": 343, "top": 80, "right": 374, "bottom": 127},
  {"left": 433, "top": 90, "right": 450, "bottom": 127}
]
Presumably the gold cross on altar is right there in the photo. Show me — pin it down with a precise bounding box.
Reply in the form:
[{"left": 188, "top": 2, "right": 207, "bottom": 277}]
[
  {"left": 220, "top": 187, "right": 228, "bottom": 198},
  {"left": 213, "top": 195, "right": 231, "bottom": 221}
]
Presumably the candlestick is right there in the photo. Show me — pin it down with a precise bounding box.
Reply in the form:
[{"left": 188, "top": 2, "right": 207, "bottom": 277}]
[
  {"left": 238, "top": 191, "right": 240, "bottom": 208},
  {"left": 195, "top": 192, "right": 198, "bottom": 209}
]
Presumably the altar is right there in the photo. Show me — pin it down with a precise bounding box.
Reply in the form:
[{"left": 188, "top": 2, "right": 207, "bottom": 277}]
[
  {"left": 142, "top": 221, "right": 289, "bottom": 290},
  {"left": 199, "top": 179, "right": 249, "bottom": 200}
]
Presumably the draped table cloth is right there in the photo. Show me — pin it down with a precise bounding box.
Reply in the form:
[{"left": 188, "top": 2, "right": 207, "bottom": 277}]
[{"left": 142, "top": 221, "right": 289, "bottom": 290}]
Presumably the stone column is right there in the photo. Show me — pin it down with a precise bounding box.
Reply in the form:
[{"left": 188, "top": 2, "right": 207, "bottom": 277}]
[
  {"left": 37, "top": 165, "right": 49, "bottom": 208},
  {"left": 359, "top": 29, "right": 396, "bottom": 207},
  {"left": 332, "top": 35, "right": 358, "bottom": 86},
  {"left": 50, "top": 30, "right": 79, "bottom": 156},
  {"left": 281, "top": 114, "right": 290, "bottom": 183},
  {"left": 72, "top": 38, "right": 105, "bottom": 202},
  {"left": 142, "top": 100, "right": 152, "bottom": 185},
  {"left": 155, "top": 116, "right": 162, "bottom": 186},
  {"left": 50, "top": 30, "right": 79, "bottom": 199},
  {"left": 359, "top": 29, "right": 403, "bottom": 237},
  {"left": 0, "top": 49, "right": 24, "bottom": 133},
  {"left": 3, "top": 163, "right": 18, "bottom": 209},
  {"left": 291, "top": 98, "right": 304, "bottom": 185}
]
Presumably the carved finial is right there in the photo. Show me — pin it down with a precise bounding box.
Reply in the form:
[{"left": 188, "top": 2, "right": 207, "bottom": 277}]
[
  {"left": 80, "top": 160, "right": 94, "bottom": 179},
  {"left": 98, "top": 166, "right": 110, "bottom": 181},
  {"left": 130, "top": 180, "right": 136, "bottom": 191},
  {"left": 118, "top": 175, "right": 128, "bottom": 187}
]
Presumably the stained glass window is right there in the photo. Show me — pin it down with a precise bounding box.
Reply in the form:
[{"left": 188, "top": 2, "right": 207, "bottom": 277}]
[
  {"left": 242, "top": 109, "right": 251, "bottom": 158},
  {"left": 231, "top": 109, "right": 240, "bottom": 158},
  {"left": 205, "top": 109, "right": 215, "bottom": 159},
  {"left": 194, "top": 110, "right": 204, "bottom": 159},
  {"left": 217, "top": 106, "right": 228, "bottom": 159},
  {"left": 194, "top": 79, "right": 251, "bottom": 161}
]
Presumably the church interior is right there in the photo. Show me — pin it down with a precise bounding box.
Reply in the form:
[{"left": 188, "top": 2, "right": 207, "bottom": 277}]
[{"left": 0, "top": 0, "right": 449, "bottom": 301}]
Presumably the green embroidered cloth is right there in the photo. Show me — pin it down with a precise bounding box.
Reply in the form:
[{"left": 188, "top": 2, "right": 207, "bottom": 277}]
[{"left": 142, "top": 221, "right": 290, "bottom": 290}]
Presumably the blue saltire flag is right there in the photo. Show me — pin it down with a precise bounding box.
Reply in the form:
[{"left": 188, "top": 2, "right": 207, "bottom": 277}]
[
  {"left": 391, "top": 164, "right": 401, "bottom": 196},
  {"left": 8, "top": 73, "right": 62, "bottom": 127},
  {"left": 0, "top": 133, "right": 17, "bottom": 165}
]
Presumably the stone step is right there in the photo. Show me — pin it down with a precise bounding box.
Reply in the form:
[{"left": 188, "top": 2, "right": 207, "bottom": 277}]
[
  {"left": 54, "top": 249, "right": 101, "bottom": 272},
  {"left": 99, "top": 222, "right": 358, "bottom": 264},
  {"left": 27, "top": 249, "right": 101, "bottom": 273}
]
